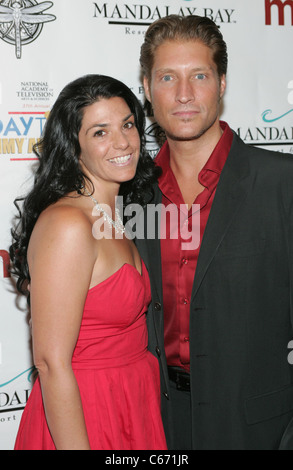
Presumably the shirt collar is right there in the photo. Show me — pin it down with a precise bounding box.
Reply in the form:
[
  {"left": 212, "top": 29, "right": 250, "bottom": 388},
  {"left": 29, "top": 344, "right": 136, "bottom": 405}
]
[
  {"left": 156, "top": 121, "right": 233, "bottom": 193},
  {"left": 202, "top": 121, "right": 233, "bottom": 175}
]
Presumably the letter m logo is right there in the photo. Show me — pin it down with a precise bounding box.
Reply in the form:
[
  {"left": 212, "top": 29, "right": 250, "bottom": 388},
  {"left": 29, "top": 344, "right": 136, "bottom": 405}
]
[
  {"left": 0, "top": 250, "right": 10, "bottom": 278},
  {"left": 265, "top": 0, "right": 293, "bottom": 25}
]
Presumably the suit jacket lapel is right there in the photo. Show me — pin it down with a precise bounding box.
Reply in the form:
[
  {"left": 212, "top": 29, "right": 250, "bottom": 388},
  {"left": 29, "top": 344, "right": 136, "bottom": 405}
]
[
  {"left": 191, "top": 133, "right": 251, "bottom": 301},
  {"left": 136, "top": 185, "right": 163, "bottom": 304},
  {"left": 139, "top": 185, "right": 164, "bottom": 337}
]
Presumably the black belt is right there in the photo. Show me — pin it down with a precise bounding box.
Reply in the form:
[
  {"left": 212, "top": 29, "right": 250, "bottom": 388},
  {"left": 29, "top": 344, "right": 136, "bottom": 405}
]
[{"left": 168, "top": 366, "right": 190, "bottom": 391}]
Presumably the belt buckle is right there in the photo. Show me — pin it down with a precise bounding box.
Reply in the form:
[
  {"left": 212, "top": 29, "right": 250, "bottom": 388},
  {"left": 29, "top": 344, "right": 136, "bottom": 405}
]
[{"left": 175, "top": 370, "right": 190, "bottom": 392}]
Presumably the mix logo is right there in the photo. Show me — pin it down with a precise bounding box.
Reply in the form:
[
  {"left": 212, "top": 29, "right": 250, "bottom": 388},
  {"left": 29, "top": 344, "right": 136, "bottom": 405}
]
[
  {"left": 0, "top": 0, "right": 56, "bottom": 59},
  {"left": 0, "top": 250, "right": 10, "bottom": 278},
  {"left": 265, "top": 0, "right": 293, "bottom": 25}
]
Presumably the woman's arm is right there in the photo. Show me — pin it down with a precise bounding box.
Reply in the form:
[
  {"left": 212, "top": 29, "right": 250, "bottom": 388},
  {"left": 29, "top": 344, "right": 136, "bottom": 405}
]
[{"left": 28, "top": 205, "right": 96, "bottom": 450}]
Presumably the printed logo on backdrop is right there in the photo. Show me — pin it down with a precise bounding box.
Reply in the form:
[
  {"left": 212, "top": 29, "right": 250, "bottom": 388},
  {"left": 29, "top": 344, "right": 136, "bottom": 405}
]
[
  {"left": 93, "top": 2, "right": 236, "bottom": 36},
  {"left": 0, "top": 250, "right": 10, "bottom": 278},
  {"left": 0, "top": 78, "right": 53, "bottom": 162},
  {"left": 0, "top": 252, "right": 34, "bottom": 424},
  {"left": 0, "top": 109, "right": 49, "bottom": 161},
  {"left": 0, "top": 0, "right": 56, "bottom": 59},
  {"left": 237, "top": 80, "right": 293, "bottom": 154},
  {"left": 145, "top": 122, "right": 166, "bottom": 158},
  {"left": 265, "top": 0, "right": 293, "bottom": 26},
  {"left": 0, "top": 367, "right": 36, "bottom": 421}
]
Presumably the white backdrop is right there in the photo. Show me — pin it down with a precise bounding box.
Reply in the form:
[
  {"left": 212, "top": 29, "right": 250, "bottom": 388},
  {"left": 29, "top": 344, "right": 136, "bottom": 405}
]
[{"left": 0, "top": 0, "right": 292, "bottom": 450}]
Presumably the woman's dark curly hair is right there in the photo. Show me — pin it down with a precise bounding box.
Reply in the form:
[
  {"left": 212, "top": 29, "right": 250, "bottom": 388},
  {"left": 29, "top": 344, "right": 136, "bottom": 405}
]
[{"left": 9, "top": 74, "right": 161, "bottom": 296}]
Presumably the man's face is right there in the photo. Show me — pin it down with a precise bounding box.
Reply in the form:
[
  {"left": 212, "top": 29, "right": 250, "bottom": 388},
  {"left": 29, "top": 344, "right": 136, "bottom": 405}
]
[{"left": 144, "top": 39, "right": 226, "bottom": 142}]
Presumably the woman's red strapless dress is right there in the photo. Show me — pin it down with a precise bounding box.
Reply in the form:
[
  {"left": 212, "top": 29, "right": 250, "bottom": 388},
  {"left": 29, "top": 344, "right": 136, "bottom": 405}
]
[{"left": 14, "top": 262, "right": 167, "bottom": 450}]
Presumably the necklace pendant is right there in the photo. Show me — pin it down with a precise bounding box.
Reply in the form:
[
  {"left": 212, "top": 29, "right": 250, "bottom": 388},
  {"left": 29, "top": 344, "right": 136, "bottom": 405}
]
[{"left": 83, "top": 188, "right": 125, "bottom": 235}]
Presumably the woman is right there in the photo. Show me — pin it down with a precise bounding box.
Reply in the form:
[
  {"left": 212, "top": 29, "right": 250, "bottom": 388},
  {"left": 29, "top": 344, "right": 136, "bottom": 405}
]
[{"left": 10, "top": 74, "right": 166, "bottom": 450}]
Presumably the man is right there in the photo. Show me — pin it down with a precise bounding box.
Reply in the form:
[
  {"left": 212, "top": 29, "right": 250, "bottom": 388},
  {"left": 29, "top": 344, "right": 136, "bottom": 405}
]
[{"left": 135, "top": 15, "right": 293, "bottom": 450}]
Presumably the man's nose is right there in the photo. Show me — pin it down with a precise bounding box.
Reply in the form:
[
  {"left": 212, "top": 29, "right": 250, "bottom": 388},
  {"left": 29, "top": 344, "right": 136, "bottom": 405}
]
[{"left": 176, "top": 78, "right": 195, "bottom": 104}]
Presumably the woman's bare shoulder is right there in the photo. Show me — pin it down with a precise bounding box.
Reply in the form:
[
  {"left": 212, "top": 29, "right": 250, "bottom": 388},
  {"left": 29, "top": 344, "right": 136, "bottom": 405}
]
[{"left": 29, "top": 201, "right": 95, "bottom": 257}]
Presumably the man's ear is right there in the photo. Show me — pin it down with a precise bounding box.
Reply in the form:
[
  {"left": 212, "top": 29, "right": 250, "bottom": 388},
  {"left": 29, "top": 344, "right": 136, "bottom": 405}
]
[{"left": 143, "top": 76, "right": 152, "bottom": 103}]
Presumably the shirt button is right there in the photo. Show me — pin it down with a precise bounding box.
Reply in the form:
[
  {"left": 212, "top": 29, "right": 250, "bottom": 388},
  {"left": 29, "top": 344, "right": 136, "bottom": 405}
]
[
  {"left": 182, "top": 258, "right": 188, "bottom": 265},
  {"left": 154, "top": 302, "right": 161, "bottom": 311},
  {"left": 156, "top": 346, "right": 161, "bottom": 357},
  {"left": 184, "top": 337, "right": 190, "bottom": 343},
  {"left": 183, "top": 298, "right": 189, "bottom": 305}
]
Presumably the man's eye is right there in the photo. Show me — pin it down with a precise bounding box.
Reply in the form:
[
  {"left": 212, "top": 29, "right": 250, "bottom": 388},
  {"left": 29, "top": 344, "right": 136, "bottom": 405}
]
[
  {"left": 162, "top": 75, "right": 173, "bottom": 82},
  {"left": 196, "top": 74, "right": 206, "bottom": 80}
]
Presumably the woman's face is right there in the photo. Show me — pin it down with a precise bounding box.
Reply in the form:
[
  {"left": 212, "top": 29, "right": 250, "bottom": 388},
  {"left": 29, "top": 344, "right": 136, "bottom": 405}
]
[{"left": 78, "top": 96, "right": 140, "bottom": 187}]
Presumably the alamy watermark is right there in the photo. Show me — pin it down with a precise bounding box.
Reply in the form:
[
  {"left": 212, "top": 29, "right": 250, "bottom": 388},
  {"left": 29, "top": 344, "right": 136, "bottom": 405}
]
[
  {"left": 91, "top": 196, "right": 200, "bottom": 251},
  {"left": 91, "top": 197, "right": 293, "bottom": 367}
]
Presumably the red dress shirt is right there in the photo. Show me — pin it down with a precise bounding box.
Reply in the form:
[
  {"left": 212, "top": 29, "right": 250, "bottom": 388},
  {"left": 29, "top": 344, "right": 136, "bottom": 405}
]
[{"left": 155, "top": 121, "right": 233, "bottom": 372}]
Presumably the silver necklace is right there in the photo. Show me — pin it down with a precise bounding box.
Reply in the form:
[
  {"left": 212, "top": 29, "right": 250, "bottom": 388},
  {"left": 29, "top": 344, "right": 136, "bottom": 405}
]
[{"left": 84, "top": 188, "right": 125, "bottom": 234}]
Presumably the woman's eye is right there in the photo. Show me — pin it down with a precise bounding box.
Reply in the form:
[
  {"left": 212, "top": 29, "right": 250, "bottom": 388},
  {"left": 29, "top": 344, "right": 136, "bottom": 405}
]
[
  {"left": 94, "top": 130, "right": 106, "bottom": 137},
  {"left": 124, "top": 121, "right": 135, "bottom": 129}
]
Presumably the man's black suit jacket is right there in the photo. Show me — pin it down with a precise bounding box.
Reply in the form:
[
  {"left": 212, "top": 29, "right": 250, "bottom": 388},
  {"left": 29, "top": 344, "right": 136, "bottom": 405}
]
[{"left": 136, "top": 132, "right": 293, "bottom": 450}]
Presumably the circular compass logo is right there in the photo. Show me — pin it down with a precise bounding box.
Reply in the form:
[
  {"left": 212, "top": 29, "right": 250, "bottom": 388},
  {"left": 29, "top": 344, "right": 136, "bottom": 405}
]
[{"left": 0, "top": 0, "right": 56, "bottom": 58}]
